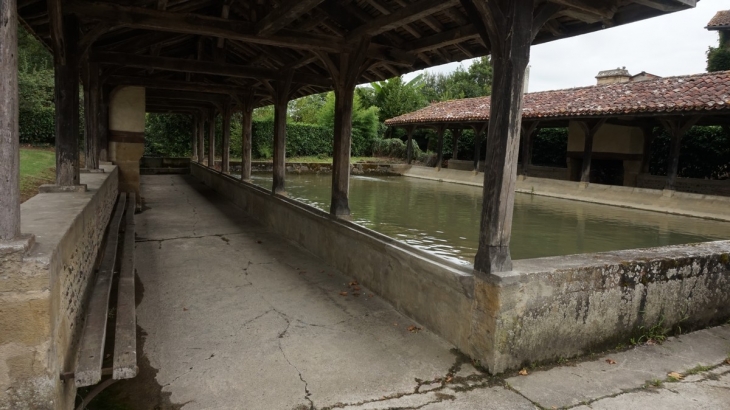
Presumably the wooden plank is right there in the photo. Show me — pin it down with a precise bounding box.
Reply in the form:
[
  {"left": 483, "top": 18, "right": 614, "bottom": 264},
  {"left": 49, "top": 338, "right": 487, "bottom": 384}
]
[
  {"left": 113, "top": 193, "right": 137, "bottom": 380},
  {"left": 0, "top": 0, "right": 20, "bottom": 240},
  {"left": 75, "top": 194, "right": 127, "bottom": 388},
  {"left": 346, "top": 0, "right": 458, "bottom": 40}
]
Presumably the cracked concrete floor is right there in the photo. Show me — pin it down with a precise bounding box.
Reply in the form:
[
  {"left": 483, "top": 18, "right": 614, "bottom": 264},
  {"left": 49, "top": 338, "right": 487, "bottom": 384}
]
[{"left": 95, "top": 175, "right": 730, "bottom": 410}]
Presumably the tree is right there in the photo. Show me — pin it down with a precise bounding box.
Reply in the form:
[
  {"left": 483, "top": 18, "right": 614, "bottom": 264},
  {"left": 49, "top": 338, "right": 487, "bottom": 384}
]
[
  {"left": 707, "top": 31, "right": 730, "bottom": 72},
  {"left": 365, "top": 75, "right": 427, "bottom": 123},
  {"left": 316, "top": 91, "right": 379, "bottom": 156},
  {"left": 288, "top": 93, "right": 327, "bottom": 123},
  {"left": 422, "top": 56, "right": 493, "bottom": 101},
  {"left": 18, "top": 27, "right": 55, "bottom": 144}
]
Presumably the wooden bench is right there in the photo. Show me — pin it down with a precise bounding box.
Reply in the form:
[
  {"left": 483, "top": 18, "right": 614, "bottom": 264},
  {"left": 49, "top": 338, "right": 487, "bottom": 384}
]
[{"left": 61, "top": 193, "right": 138, "bottom": 409}]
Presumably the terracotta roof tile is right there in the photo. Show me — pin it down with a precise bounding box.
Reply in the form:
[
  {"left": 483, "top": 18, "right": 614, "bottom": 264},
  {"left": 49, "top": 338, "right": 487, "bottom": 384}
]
[
  {"left": 707, "top": 10, "right": 730, "bottom": 29},
  {"left": 385, "top": 71, "right": 730, "bottom": 126}
]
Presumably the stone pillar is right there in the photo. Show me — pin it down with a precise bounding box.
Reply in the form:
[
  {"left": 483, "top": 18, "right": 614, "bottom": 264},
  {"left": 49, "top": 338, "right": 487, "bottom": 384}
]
[
  {"left": 109, "top": 86, "right": 146, "bottom": 204},
  {"left": 0, "top": 0, "right": 20, "bottom": 240},
  {"left": 240, "top": 94, "right": 254, "bottom": 181}
]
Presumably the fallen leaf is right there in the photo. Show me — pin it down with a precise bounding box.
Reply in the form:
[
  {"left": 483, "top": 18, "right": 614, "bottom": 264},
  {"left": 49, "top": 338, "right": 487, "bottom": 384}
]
[
  {"left": 352, "top": 286, "right": 361, "bottom": 291},
  {"left": 605, "top": 359, "right": 617, "bottom": 365},
  {"left": 339, "top": 291, "right": 348, "bottom": 296},
  {"left": 668, "top": 372, "right": 683, "bottom": 380},
  {"left": 349, "top": 281, "right": 359, "bottom": 286},
  {"left": 445, "top": 375, "right": 453, "bottom": 383},
  {"left": 183, "top": 307, "right": 188, "bottom": 311},
  {"left": 368, "top": 293, "right": 374, "bottom": 298},
  {"left": 407, "top": 325, "right": 422, "bottom": 333},
  {"left": 518, "top": 368, "right": 528, "bottom": 376}
]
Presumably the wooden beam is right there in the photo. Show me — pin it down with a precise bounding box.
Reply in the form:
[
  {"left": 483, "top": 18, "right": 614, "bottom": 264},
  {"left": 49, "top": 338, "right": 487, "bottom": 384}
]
[
  {"left": 207, "top": 108, "right": 216, "bottom": 168},
  {"left": 346, "top": 0, "right": 458, "bottom": 40},
  {"left": 659, "top": 115, "right": 701, "bottom": 190},
  {"left": 520, "top": 121, "right": 539, "bottom": 175},
  {"left": 48, "top": 0, "right": 65, "bottom": 64},
  {"left": 240, "top": 93, "right": 254, "bottom": 181},
  {"left": 451, "top": 128, "right": 462, "bottom": 160},
  {"left": 221, "top": 100, "right": 232, "bottom": 173},
  {"left": 639, "top": 125, "right": 655, "bottom": 174},
  {"left": 198, "top": 111, "right": 206, "bottom": 163},
  {"left": 577, "top": 118, "right": 607, "bottom": 184},
  {"left": 83, "top": 62, "right": 101, "bottom": 170},
  {"left": 105, "top": 75, "right": 265, "bottom": 97},
  {"left": 0, "top": 0, "right": 20, "bottom": 240},
  {"left": 547, "top": 0, "right": 616, "bottom": 20},
  {"left": 406, "top": 126, "right": 415, "bottom": 164},
  {"left": 92, "top": 52, "right": 333, "bottom": 87},
  {"left": 472, "top": 122, "right": 487, "bottom": 171},
  {"left": 436, "top": 125, "right": 446, "bottom": 170},
  {"left": 257, "top": 0, "right": 325, "bottom": 36},
  {"left": 191, "top": 115, "right": 198, "bottom": 161},
  {"left": 633, "top": 0, "right": 688, "bottom": 12},
  {"left": 470, "top": 0, "right": 534, "bottom": 274},
  {"left": 272, "top": 70, "right": 294, "bottom": 195},
  {"left": 55, "top": 15, "right": 81, "bottom": 187}
]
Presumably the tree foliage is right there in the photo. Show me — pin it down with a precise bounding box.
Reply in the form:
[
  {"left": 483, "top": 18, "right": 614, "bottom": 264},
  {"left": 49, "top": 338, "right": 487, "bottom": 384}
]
[
  {"left": 707, "top": 31, "right": 730, "bottom": 72},
  {"left": 315, "top": 92, "right": 380, "bottom": 156},
  {"left": 18, "top": 26, "right": 55, "bottom": 144},
  {"left": 422, "top": 56, "right": 493, "bottom": 102}
]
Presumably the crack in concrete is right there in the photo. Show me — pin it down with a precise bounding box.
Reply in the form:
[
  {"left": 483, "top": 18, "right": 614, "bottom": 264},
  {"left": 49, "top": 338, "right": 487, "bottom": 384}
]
[
  {"left": 274, "top": 310, "right": 315, "bottom": 410},
  {"left": 135, "top": 232, "right": 248, "bottom": 244}
]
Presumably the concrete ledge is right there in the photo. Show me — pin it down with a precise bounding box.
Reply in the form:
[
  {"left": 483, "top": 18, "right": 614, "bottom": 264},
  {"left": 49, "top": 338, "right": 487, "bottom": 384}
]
[
  {"left": 190, "top": 162, "right": 475, "bottom": 353},
  {"left": 473, "top": 242, "right": 730, "bottom": 372},
  {"left": 38, "top": 184, "right": 88, "bottom": 193},
  {"left": 1, "top": 165, "right": 118, "bottom": 409}
]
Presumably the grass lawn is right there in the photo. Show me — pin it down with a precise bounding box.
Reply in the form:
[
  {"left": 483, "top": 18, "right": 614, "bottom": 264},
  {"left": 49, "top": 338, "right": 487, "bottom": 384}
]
[{"left": 20, "top": 147, "right": 55, "bottom": 202}]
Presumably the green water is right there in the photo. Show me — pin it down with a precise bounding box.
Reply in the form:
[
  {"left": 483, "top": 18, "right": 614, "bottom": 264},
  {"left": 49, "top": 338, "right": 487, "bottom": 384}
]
[{"left": 250, "top": 173, "right": 730, "bottom": 265}]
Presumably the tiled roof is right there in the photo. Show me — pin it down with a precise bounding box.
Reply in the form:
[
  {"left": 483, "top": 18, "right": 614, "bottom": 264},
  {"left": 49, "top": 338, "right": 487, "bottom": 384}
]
[
  {"left": 707, "top": 10, "right": 730, "bottom": 29},
  {"left": 385, "top": 71, "right": 730, "bottom": 126}
]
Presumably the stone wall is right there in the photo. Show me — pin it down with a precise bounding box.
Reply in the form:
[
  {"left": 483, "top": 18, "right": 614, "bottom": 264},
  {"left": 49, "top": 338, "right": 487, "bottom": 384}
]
[
  {"left": 0, "top": 166, "right": 118, "bottom": 409},
  {"left": 473, "top": 242, "right": 730, "bottom": 372},
  {"left": 224, "top": 161, "right": 406, "bottom": 176},
  {"left": 524, "top": 165, "right": 568, "bottom": 180},
  {"left": 637, "top": 174, "right": 730, "bottom": 197}
]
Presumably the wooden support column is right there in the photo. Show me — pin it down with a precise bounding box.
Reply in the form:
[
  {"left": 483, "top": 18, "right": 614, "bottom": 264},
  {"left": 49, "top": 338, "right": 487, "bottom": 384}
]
[
  {"left": 317, "top": 38, "right": 372, "bottom": 217},
  {"left": 198, "top": 111, "right": 206, "bottom": 163},
  {"left": 271, "top": 71, "right": 294, "bottom": 195},
  {"left": 520, "top": 121, "right": 539, "bottom": 176},
  {"left": 98, "top": 85, "right": 110, "bottom": 162},
  {"left": 660, "top": 116, "right": 701, "bottom": 190},
  {"left": 405, "top": 126, "right": 415, "bottom": 164},
  {"left": 469, "top": 0, "right": 534, "bottom": 274},
  {"left": 640, "top": 125, "right": 655, "bottom": 174},
  {"left": 577, "top": 118, "right": 607, "bottom": 184},
  {"left": 53, "top": 14, "right": 81, "bottom": 186},
  {"left": 221, "top": 100, "right": 232, "bottom": 173},
  {"left": 207, "top": 109, "right": 216, "bottom": 169},
  {"left": 0, "top": 0, "right": 20, "bottom": 240},
  {"left": 472, "top": 123, "right": 487, "bottom": 172},
  {"left": 191, "top": 115, "right": 198, "bottom": 161},
  {"left": 436, "top": 125, "right": 446, "bottom": 170},
  {"left": 451, "top": 128, "right": 462, "bottom": 160},
  {"left": 83, "top": 62, "right": 101, "bottom": 170},
  {"left": 240, "top": 93, "right": 254, "bottom": 181}
]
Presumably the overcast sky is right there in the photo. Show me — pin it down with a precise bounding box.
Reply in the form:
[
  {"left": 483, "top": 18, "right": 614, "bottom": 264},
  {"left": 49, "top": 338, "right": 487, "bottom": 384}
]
[{"left": 403, "top": 0, "right": 724, "bottom": 92}]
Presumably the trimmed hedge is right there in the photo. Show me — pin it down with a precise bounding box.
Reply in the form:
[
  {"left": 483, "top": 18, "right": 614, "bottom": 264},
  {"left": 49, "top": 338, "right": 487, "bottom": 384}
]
[
  {"left": 19, "top": 108, "right": 55, "bottom": 145},
  {"left": 649, "top": 125, "right": 730, "bottom": 180},
  {"left": 252, "top": 119, "right": 333, "bottom": 159}
]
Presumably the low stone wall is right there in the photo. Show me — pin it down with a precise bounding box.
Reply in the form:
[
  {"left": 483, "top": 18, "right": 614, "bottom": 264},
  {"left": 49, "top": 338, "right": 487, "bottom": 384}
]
[
  {"left": 190, "top": 163, "right": 475, "bottom": 354},
  {"left": 224, "top": 161, "right": 406, "bottom": 176},
  {"left": 0, "top": 166, "right": 118, "bottom": 409},
  {"left": 140, "top": 157, "right": 190, "bottom": 175},
  {"left": 476, "top": 242, "right": 730, "bottom": 372},
  {"left": 638, "top": 174, "right": 730, "bottom": 197},
  {"left": 191, "top": 163, "right": 730, "bottom": 374},
  {"left": 525, "top": 164, "right": 568, "bottom": 180}
]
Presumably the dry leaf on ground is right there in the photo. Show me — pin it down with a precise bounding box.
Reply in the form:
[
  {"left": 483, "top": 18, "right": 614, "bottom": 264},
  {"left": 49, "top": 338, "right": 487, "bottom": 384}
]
[
  {"left": 339, "top": 291, "right": 348, "bottom": 296},
  {"left": 518, "top": 368, "right": 528, "bottom": 376},
  {"left": 668, "top": 372, "right": 683, "bottom": 380},
  {"left": 407, "top": 325, "right": 422, "bottom": 333},
  {"left": 605, "top": 359, "right": 617, "bottom": 365},
  {"left": 349, "top": 280, "right": 359, "bottom": 286}
]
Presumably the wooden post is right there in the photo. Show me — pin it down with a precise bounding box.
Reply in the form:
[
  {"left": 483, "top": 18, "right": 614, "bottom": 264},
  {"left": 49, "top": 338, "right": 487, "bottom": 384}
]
[
  {"left": 191, "top": 115, "right": 198, "bottom": 161},
  {"left": 520, "top": 121, "right": 539, "bottom": 176},
  {"left": 98, "top": 85, "right": 110, "bottom": 162},
  {"left": 472, "top": 123, "right": 486, "bottom": 172},
  {"left": 198, "top": 111, "right": 206, "bottom": 163},
  {"left": 83, "top": 61, "right": 100, "bottom": 170},
  {"left": 470, "top": 0, "right": 534, "bottom": 274},
  {"left": 317, "top": 38, "right": 371, "bottom": 216},
  {"left": 271, "top": 70, "right": 294, "bottom": 195},
  {"left": 436, "top": 125, "right": 446, "bottom": 170},
  {"left": 451, "top": 128, "right": 461, "bottom": 160},
  {"left": 240, "top": 93, "right": 254, "bottom": 181},
  {"left": 221, "top": 101, "right": 232, "bottom": 173},
  {"left": 0, "top": 0, "right": 20, "bottom": 240},
  {"left": 207, "top": 109, "right": 216, "bottom": 169},
  {"left": 577, "top": 119, "right": 607, "bottom": 184},
  {"left": 406, "top": 126, "right": 415, "bottom": 164},
  {"left": 660, "top": 116, "right": 700, "bottom": 190},
  {"left": 640, "top": 125, "right": 654, "bottom": 174},
  {"left": 54, "top": 14, "right": 81, "bottom": 186}
]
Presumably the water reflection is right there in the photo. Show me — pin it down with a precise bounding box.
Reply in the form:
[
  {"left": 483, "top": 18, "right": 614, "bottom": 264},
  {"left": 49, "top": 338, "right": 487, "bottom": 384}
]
[{"left": 249, "top": 173, "right": 730, "bottom": 265}]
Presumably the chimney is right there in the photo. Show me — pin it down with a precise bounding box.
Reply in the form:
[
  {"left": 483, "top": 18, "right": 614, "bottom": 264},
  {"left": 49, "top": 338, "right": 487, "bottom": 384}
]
[{"left": 595, "top": 67, "right": 631, "bottom": 85}]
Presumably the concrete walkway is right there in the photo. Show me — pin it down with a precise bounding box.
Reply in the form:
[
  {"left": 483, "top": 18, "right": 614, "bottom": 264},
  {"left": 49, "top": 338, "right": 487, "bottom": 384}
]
[{"left": 94, "top": 175, "right": 730, "bottom": 410}]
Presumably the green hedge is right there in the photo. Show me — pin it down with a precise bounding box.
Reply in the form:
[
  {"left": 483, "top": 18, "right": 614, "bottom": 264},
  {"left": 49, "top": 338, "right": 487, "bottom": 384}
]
[
  {"left": 649, "top": 125, "right": 730, "bottom": 180},
  {"left": 531, "top": 128, "right": 568, "bottom": 167},
  {"left": 252, "top": 119, "right": 333, "bottom": 159},
  {"left": 19, "top": 108, "right": 55, "bottom": 144}
]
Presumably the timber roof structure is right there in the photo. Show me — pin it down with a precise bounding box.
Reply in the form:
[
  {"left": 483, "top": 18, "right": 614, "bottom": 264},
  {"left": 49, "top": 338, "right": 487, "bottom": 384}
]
[
  {"left": 385, "top": 70, "right": 730, "bottom": 127},
  {"left": 18, "top": 0, "right": 698, "bottom": 112},
  {"left": 707, "top": 10, "right": 730, "bottom": 30}
]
